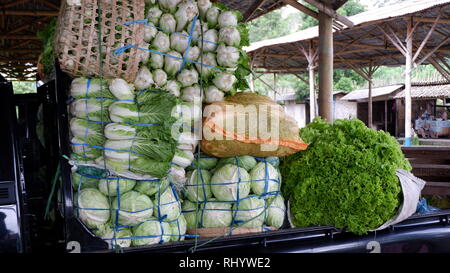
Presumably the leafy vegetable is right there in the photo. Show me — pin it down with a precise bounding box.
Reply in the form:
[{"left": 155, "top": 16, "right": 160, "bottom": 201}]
[
  {"left": 111, "top": 190, "right": 154, "bottom": 226},
  {"left": 210, "top": 164, "right": 251, "bottom": 201},
  {"left": 281, "top": 118, "right": 412, "bottom": 234}
]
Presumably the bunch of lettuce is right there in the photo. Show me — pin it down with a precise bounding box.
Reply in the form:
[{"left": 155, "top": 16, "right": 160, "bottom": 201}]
[{"left": 281, "top": 118, "right": 412, "bottom": 235}]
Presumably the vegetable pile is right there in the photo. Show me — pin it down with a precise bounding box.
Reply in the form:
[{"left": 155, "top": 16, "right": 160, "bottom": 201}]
[
  {"left": 181, "top": 155, "right": 286, "bottom": 230},
  {"left": 281, "top": 118, "right": 412, "bottom": 235},
  {"left": 64, "top": 0, "right": 259, "bottom": 249}
]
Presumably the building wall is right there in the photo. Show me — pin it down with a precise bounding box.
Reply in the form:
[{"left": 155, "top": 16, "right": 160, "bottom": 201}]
[
  {"left": 283, "top": 101, "right": 306, "bottom": 128},
  {"left": 334, "top": 96, "right": 357, "bottom": 120}
]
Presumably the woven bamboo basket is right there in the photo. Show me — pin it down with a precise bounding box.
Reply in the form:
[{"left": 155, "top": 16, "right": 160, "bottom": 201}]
[
  {"left": 54, "top": 0, "right": 145, "bottom": 82},
  {"left": 187, "top": 226, "right": 278, "bottom": 238}
]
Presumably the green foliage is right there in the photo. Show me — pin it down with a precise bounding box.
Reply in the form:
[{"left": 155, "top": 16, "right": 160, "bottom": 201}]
[
  {"left": 12, "top": 81, "right": 36, "bottom": 94},
  {"left": 248, "top": 10, "right": 300, "bottom": 43},
  {"left": 37, "top": 18, "right": 57, "bottom": 75},
  {"left": 281, "top": 118, "right": 412, "bottom": 235}
]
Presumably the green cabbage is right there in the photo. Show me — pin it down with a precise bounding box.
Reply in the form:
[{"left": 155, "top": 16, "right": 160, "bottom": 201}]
[
  {"left": 169, "top": 214, "right": 187, "bottom": 241},
  {"left": 98, "top": 177, "right": 136, "bottom": 197},
  {"left": 210, "top": 164, "right": 251, "bottom": 201},
  {"left": 182, "top": 200, "right": 199, "bottom": 229},
  {"left": 153, "top": 186, "right": 181, "bottom": 222},
  {"left": 76, "top": 188, "right": 110, "bottom": 228},
  {"left": 216, "top": 156, "right": 257, "bottom": 172},
  {"left": 265, "top": 195, "right": 285, "bottom": 228},
  {"left": 200, "top": 198, "right": 232, "bottom": 228},
  {"left": 111, "top": 190, "right": 153, "bottom": 226},
  {"left": 232, "top": 195, "right": 266, "bottom": 228},
  {"left": 134, "top": 177, "right": 170, "bottom": 197},
  {"left": 72, "top": 171, "right": 99, "bottom": 190},
  {"left": 250, "top": 162, "right": 280, "bottom": 197},
  {"left": 185, "top": 169, "right": 212, "bottom": 202},
  {"left": 131, "top": 219, "right": 171, "bottom": 246}
]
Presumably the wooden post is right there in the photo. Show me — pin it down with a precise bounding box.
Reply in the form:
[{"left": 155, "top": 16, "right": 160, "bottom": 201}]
[
  {"left": 318, "top": 10, "right": 334, "bottom": 122},
  {"left": 368, "top": 73, "right": 373, "bottom": 129},
  {"left": 273, "top": 73, "right": 277, "bottom": 101},
  {"left": 385, "top": 100, "right": 388, "bottom": 132},
  {"left": 405, "top": 18, "right": 413, "bottom": 146},
  {"left": 309, "top": 66, "right": 316, "bottom": 121}
]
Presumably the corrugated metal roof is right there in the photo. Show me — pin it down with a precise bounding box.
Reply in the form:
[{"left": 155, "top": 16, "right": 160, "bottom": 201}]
[
  {"left": 246, "top": 0, "right": 450, "bottom": 73},
  {"left": 341, "top": 84, "right": 404, "bottom": 101},
  {"left": 394, "top": 83, "right": 450, "bottom": 99},
  {"left": 246, "top": 0, "right": 450, "bottom": 52}
]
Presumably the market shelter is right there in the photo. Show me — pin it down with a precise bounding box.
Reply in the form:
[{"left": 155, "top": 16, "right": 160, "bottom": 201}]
[
  {"left": 341, "top": 81, "right": 450, "bottom": 138},
  {"left": 246, "top": 0, "right": 450, "bottom": 145}
]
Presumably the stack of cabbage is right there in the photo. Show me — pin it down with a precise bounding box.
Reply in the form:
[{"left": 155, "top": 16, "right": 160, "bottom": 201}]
[
  {"left": 67, "top": 0, "right": 254, "bottom": 248},
  {"left": 69, "top": 77, "right": 193, "bottom": 248},
  {"left": 139, "top": 0, "right": 250, "bottom": 104},
  {"left": 181, "top": 155, "right": 286, "bottom": 232}
]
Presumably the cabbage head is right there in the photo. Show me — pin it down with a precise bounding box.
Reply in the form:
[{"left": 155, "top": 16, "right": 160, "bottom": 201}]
[
  {"left": 98, "top": 177, "right": 136, "bottom": 197},
  {"left": 72, "top": 171, "right": 99, "bottom": 190},
  {"left": 216, "top": 156, "right": 257, "bottom": 172},
  {"left": 77, "top": 188, "right": 110, "bottom": 228},
  {"left": 185, "top": 169, "right": 212, "bottom": 202},
  {"left": 153, "top": 186, "right": 181, "bottom": 221},
  {"left": 169, "top": 214, "right": 187, "bottom": 241},
  {"left": 134, "top": 177, "right": 170, "bottom": 197},
  {"left": 182, "top": 200, "right": 199, "bottom": 229},
  {"left": 210, "top": 164, "right": 250, "bottom": 201},
  {"left": 265, "top": 195, "right": 286, "bottom": 228},
  {"left": 95, "top": 225, "right": 132, "bottom": 248},
  {"left": 189, "top": 156, "right": 218, "bottom": 170},
  {"left": 111, "top": 190, "right": 153, "bottom": 226},
  {"left": 250, "top": 162, "right": 281, "bottom": 197},
  {"left": 200, "top": 198, "right": 233, "bottom": 228},
  {"left": 132, "top": 219, "right": 171, "bottom": 246},
  {"left": 232, "top": 195, "right": 266, "bottom": 228}
]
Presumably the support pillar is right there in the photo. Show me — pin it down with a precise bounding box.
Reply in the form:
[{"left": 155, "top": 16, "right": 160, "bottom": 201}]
[
  {"left": 318, "top": 10, "right": 334, "bottom": 122},
  {"left": 404, "top": 19, "right": 413, "bottom": 146},
  {"left": 309, "top": 66, "right": 316, "bottom": 121}
]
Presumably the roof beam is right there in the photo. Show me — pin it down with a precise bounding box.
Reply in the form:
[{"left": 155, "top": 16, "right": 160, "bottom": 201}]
[
  {"left": 281, "top": 0, "right": 318, "bottom": 20},
  {"left": 409, "top": 16, "right": 450, "bottom": 25},
  {"left": 38, "top": 0, "right": 60, "bottom": 10},
  {"left": 0, "top": 49, "right": 41, "bottom": 53},
  {"left": 415, "top": 35, "right": 450, "bottom": 67},
  {"left": 0, "top": 0, "right": 31, "bottom": 9},
  {"left": 0, "top": 35, "right": 39, "bottom": 40},
  {"left": 412, "top": 12, "right": 441, "bottom": 62},
  {"left": 1, "top": 10, "right": 59, "bottom": 16},
  {"left": 243, "top": 0, "right": 268, "bottom": 22},
  {"left": 303, "top": 0, "right": 354, "bottom": 28}
]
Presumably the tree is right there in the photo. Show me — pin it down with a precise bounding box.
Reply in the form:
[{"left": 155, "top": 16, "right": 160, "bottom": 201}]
[
  {"left": 248, "top": 9, "right": 300, "bottom": 42},
  {"left": 12, "top": 81, "right": 37, "bottom": 94}
]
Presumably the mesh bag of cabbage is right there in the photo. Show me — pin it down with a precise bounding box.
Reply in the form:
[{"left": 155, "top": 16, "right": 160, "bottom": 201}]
[
  {"left": 201, "top": 93, "right": 309, "bottom": 158},
  {"left": 113, "top": 14, "right": 221, "bottom": 78},
  {"left": 182, "top": 154, "right": 287, "bottom": 239},
  {"left": 72, "top": 166, "right": 198, "bottom": 249},
  {"left": 54, "top": 0, "right": 146, "bottom": 82},
  {"left": 68, "top": 77, "right": 186, "bottom": 179}
]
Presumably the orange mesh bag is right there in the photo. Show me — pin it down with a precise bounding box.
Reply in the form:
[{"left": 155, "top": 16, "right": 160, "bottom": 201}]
[
  {"left": 54, "top": 0, "right": 145, "bottom": 82},
  {"left": 201, "top": 93, "right": 308, "bottom": 158}
]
